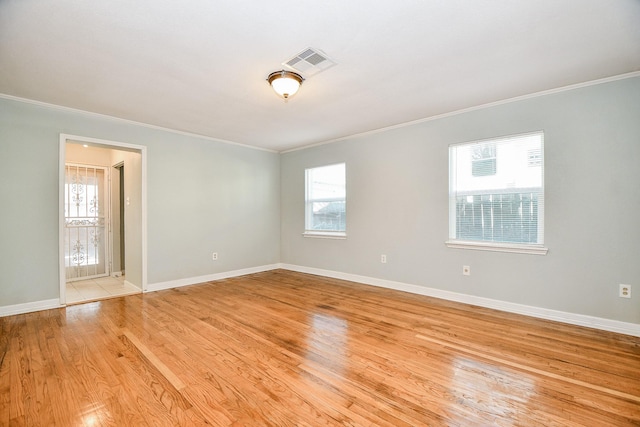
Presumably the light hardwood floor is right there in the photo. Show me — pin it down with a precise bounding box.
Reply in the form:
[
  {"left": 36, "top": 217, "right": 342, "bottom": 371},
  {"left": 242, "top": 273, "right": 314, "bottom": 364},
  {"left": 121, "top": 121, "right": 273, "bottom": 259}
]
[{"left": 1, "top": 270, "right": 638, "bottom": 426}]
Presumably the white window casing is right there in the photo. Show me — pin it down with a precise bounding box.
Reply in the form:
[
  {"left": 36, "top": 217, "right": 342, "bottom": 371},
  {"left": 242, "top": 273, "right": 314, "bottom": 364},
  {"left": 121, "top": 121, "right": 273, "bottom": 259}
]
[
  {"left": 447, "top": 132, "right": 547, "bottom": 255},
  {"left": 304, "top": 163, "right": 346, "bottom": 238}
]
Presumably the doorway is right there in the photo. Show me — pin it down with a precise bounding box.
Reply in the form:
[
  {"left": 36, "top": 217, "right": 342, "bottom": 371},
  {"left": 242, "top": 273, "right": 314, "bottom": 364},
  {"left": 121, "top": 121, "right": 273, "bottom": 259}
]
[{"left": 59, "top": 134, "right": 147, "bottom": 305}]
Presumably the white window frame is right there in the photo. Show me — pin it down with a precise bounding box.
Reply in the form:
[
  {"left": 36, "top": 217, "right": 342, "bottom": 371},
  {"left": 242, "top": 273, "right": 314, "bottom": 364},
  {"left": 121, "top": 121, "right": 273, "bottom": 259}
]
[
  {"left": 446, "top": 132, "right": 548, "bottom": 255},
  {"left": 303, "top": 163, "right": 346, "bottom": 239}
]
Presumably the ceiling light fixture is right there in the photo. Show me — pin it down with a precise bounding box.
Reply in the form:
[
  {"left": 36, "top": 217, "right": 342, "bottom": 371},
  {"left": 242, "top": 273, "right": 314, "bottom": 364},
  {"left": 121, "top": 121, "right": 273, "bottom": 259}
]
[{"left": 267, "top": 70, "right": 304, "bottom": 102}]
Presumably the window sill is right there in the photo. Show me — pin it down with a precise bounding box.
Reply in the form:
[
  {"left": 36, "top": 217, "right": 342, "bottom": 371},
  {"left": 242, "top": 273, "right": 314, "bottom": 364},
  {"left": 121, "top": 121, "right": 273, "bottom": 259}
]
[
  {"left": 445, "top": 240, "right": 548, "bottom": 255},
  {"left": 303, "top": 231, "right": 347, "bottom": 240}
]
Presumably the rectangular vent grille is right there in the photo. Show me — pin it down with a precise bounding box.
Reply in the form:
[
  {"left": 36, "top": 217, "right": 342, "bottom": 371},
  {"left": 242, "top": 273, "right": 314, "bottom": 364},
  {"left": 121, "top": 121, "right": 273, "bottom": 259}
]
[{"left": 284, "top": 47, "right": 336, "bottom": 77}]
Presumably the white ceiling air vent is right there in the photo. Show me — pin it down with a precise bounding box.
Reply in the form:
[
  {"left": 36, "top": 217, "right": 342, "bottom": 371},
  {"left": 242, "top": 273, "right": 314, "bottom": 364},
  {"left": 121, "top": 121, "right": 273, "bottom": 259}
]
[{"left": 284, "top": 48, "right": 336, "bottom": 77}]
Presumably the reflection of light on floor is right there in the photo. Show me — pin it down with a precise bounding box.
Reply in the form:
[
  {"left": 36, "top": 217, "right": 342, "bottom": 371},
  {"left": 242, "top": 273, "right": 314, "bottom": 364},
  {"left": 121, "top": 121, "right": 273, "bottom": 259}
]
[
  {"left": 305, "top": 313, "right": 349, "bottom": 376},
  {"left": 83, "top": 414, "right": 99, "bottom": 426},
  {"left": 449, "top": 357, "right": 535, "bottom": 425},
  {"left": 81, "top": 404, "right": 110, "bottom": 426},
  {"left": 67, "top": 300, "right": 103, "bottom": 322}
]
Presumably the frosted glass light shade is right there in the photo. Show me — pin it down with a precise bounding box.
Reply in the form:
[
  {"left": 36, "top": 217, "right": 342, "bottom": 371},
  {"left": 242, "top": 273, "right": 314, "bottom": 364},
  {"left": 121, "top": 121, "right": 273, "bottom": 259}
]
[{"left": 267, "top": 70, "right": 304, "bottom": 100}]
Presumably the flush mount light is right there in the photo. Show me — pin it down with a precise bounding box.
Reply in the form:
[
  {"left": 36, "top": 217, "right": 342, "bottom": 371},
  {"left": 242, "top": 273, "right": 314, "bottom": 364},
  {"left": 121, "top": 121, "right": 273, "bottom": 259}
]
[{"left": 267, "top": 70, "right": 304, "bottom": 101}]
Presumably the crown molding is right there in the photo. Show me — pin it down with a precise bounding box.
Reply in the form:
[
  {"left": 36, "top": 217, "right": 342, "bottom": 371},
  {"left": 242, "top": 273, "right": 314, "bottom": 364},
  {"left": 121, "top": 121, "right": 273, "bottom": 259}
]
[
  {"left": 281, "top": 71, "right": 640, "bottom": 153},
  {"left": 0, "top": 93, "right": 278, "bottom": 153}
]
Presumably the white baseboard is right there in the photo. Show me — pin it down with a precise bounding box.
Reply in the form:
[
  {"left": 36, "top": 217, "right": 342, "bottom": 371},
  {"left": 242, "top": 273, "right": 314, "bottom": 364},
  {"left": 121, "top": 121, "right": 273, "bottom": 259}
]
[
  {"left": 5, "top": 265, "right": 637, "bottom": 337},
  {"left": 0, "top": 298, "right": 62, "bottom": 317},
  {"left": 279, "top": 263, "right": 640, "bottom": 337},
  {"left": 124, "top": 280, "right": 139, "bottom": 290},
  {"left": 147, "top": 264, "right": 281, "bottom": 292}
]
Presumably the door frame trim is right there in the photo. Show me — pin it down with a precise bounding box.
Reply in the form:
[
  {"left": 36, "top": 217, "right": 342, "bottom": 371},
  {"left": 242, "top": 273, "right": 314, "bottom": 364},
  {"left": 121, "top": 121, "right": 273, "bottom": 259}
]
[{"left": 59, "top": 134, "right": 148, "bottom": 304}]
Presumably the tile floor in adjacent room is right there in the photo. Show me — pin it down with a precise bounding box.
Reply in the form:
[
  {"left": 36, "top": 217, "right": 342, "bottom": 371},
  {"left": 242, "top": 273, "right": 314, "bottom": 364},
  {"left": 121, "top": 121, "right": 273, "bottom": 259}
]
[{"left": 66, "top": 275, "right": 140, "bottom": 304}]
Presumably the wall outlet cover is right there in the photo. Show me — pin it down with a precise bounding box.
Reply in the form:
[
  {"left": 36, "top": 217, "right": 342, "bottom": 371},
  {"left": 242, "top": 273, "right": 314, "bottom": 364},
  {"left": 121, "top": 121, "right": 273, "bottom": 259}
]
[{"left": 619, "top": 284, "right": 631, "bottom": 298}]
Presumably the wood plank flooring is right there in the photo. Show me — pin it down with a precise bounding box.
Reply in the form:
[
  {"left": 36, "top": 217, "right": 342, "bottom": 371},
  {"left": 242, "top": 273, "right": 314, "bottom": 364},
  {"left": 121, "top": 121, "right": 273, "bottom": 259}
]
[{"left": 1, "top": 269, "right": 639, "bottom": 426}]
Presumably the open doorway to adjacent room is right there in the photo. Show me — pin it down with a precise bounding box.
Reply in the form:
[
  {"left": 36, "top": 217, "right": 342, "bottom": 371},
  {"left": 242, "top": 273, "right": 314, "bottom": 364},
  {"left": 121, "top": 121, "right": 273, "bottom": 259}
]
[{"left": 59, "top": 135, "right": 147, "bottom": 305}]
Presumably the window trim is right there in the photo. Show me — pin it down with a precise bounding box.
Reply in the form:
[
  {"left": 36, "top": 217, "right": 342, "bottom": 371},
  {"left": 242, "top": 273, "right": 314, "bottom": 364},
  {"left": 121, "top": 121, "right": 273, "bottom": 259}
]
[
  {"left": 303, "top": 230, "right": 347, "bottom": 239},
  {"left": 304, "top": 162, "right": 346, "bottom": 237},
  {"left": 447, "top": 131, "right": 547, "bottom": 255},
  {"left": 445, "top": 239, "right": 548, "bottom": 255}
]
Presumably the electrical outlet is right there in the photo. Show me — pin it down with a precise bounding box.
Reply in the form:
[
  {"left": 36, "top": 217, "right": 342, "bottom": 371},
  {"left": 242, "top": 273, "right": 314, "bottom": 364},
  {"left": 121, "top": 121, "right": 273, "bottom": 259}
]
[
  {"left": 212, "top": 252, "right": 218, "bottom": 261},
  {"left": 380, "top": 254, "right": 387, "bottom": 264},
  {"left": 619, "top": 284, "right": 631, "bottom": 298},
  {"left": 462, "top": 265, "right": 471, "bottom": 276}
]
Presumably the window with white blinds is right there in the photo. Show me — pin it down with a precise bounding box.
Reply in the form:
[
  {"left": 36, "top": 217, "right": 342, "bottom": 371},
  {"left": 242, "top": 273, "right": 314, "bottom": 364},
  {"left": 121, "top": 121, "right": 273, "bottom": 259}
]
[
  {"left": 304, "top": 163, "right": 346, "bottom": 238},
  {"left": 447, "top": 132, "right": 547, "bottom": 254}
]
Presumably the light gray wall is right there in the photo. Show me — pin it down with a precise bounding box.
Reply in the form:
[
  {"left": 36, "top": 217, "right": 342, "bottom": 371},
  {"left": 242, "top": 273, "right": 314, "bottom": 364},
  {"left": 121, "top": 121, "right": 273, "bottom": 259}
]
[
  {"left": 2, "top": 77, "right": 638, "bottom": 324},
  {"left": 0, "top": 97, "right": 280, "bottom": 307},
  {"left": 146, "top": 136, "right": 281, "bottom": 281},
  {"left": 281, "top": 76, "right": 640, "bottom": 324}
]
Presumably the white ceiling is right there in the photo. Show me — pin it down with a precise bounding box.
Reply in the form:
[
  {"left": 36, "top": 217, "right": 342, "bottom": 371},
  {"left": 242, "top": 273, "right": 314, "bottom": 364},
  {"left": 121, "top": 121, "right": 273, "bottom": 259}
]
[{"left": 1, "top": 1, "right": 639, "bottom": 152}]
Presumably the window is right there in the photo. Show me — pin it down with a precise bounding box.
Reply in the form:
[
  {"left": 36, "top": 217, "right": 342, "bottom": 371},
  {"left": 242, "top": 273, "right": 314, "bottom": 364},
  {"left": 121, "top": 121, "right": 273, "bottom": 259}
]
[
  {"left": 304, "top": 163, "right": 346, "bottom": 238},
  {"left": 447, "top": 132, "right": 547, "bottom": 254}
]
